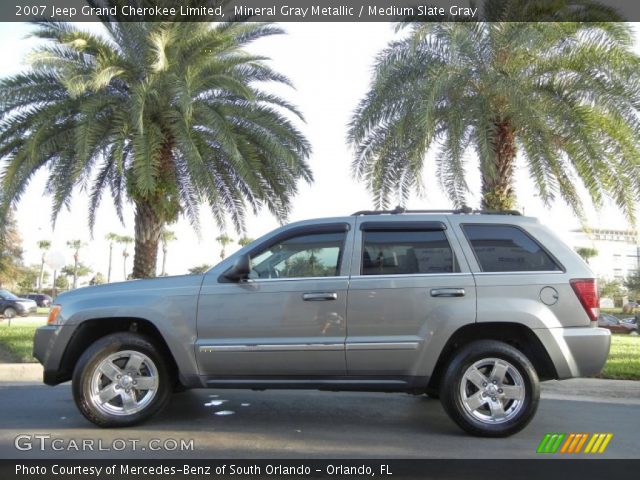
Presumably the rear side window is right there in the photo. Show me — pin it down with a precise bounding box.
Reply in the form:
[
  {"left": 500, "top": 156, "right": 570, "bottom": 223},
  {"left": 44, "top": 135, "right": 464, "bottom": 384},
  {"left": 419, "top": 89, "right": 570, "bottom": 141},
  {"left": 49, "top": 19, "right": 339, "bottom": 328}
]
[
  {"left": 462, "top": 224, "right": 561, "bottom": 272},
  {"left": 362, "top": 230, "right": 459, "bottom": 275}
]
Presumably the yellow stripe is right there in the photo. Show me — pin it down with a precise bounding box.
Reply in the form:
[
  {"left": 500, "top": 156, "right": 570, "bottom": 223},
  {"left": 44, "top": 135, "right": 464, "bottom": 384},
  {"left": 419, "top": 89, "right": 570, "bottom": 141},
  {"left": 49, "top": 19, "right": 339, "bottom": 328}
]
[
  {"left": 574, "top": 434, "right": 588, "bottom": 453},
  {"left": 561, "top": 434, "right": 575, "bottom": 453},
  {"left": 598, "top": 434, "right": 613, "bottom": 453},
  {"left": 584, "top": 434, "right": 598, "bottom": 453},
  {"left": 590, "top": 434, "right": 606, "bottom": 454}
]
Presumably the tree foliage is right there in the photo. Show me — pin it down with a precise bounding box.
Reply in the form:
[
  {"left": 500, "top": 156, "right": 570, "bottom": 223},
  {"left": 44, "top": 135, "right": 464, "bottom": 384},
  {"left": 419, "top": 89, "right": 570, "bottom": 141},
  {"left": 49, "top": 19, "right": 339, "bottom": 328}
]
[
  {"left": 0, "top": 212, "right": 24, "bottom": 288},
  {"left": 576, "top": 247, "right": 598, "bottom": 263},
  {"left": 188, "top": 264, "right": 212, "bottom": 275},
  {"left": 0, "top": 16, "right": 311, "bottom": 278},
  {"left": 349, "top": 2, "right": 640, "bottom": 221}
]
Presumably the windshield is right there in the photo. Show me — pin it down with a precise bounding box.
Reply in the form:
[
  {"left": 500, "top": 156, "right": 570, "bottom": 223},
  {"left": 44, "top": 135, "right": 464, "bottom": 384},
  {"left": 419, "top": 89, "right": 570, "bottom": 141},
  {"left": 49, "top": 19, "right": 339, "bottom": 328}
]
[{"left": 0, "top": 289, "right": 18, "bottom": 300}]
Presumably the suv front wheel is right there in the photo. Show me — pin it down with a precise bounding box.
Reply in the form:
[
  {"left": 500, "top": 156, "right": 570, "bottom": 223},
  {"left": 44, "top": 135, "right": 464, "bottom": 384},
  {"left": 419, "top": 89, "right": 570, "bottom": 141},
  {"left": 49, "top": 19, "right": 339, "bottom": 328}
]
[
  {"left": 72, "top": 333, "right": 172, "bottom": 427},
  {"left": 440, "top": 340, "right": 540, "bottom": 437}
]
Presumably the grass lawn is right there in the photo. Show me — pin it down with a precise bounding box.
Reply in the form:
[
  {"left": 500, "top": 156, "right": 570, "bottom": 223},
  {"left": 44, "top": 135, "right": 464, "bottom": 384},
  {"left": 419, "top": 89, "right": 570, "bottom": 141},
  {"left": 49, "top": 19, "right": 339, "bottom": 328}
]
[
  {"left": 0, "top": 325, "right": 638, "bottom": 381},
  {"left": 0, "top": 324, "right": 37, "bottom": 363},
  {"left": 599, "top": 334, "right": 640, "bottom": 380}
]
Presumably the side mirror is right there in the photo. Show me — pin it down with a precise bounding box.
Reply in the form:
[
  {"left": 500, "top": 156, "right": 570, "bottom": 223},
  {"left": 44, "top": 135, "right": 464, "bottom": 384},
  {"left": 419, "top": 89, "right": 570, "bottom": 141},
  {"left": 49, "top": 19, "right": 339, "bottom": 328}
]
[{"left": 224, "top": 253, "right": 251, "bottom": 282}]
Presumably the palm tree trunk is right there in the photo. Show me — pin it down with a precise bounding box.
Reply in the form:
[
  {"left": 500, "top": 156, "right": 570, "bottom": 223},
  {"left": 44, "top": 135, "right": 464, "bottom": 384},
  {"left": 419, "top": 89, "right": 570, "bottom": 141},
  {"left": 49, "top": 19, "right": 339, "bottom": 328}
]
[
  {"left": 107, "top": 244, "right": 113, "bottom": 283},
  {"left": 161, "top": 247, "right": 168, "bottom": 276},
  {"left": 72, "top": 253, "right": 79, "bottom": 289},
  {"left": 38, "top": 256, "right": 45, "bottom": 292},
  {"left": 481, "top": 118, "right": 517, "bottom": 211},
  {"left": 132, "top": 199, "right": 163, "bottom": 278}
]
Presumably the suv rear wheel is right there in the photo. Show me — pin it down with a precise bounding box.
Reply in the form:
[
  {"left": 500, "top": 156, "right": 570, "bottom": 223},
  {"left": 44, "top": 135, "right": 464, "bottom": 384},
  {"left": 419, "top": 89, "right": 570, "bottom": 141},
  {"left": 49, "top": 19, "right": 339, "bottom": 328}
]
[
  {"left": 72, "top": 332, "right": 172, "bottom": 427},
  {"left": 440, "top": 340, "right": 539, "bottom": 437}
]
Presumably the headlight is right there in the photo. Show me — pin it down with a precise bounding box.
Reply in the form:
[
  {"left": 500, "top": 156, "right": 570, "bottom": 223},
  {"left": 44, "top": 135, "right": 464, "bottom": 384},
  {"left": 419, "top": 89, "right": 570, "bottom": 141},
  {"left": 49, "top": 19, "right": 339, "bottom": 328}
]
[{"left": 47, "top": 305, "right": 62, "bottom": 325}]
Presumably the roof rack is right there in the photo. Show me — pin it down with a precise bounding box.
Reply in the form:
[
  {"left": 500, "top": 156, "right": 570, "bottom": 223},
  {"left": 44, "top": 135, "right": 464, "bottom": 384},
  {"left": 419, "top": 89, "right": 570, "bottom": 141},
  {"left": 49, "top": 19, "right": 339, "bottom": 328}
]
[{"left": 351, "top": 206, "right": 522, "bottom": 216}]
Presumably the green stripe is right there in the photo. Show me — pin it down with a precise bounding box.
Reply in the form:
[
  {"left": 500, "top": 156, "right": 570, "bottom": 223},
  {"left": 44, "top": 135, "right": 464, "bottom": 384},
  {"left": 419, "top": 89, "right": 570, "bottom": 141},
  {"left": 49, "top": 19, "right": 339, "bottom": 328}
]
[
  {"left": 550, "top": 433, "right": 566, "bottom": 453},
  {"left": 545, "top": 434, "right": 558, "bottom": 453},
  {"left": 537, "top": 433, "right": 552, "bottom": 453}
]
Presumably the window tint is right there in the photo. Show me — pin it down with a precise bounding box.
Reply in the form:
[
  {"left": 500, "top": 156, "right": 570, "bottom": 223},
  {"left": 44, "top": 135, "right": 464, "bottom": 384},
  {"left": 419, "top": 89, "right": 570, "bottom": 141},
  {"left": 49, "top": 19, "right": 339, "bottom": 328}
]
[
  {"left": 361, "top": 230, "right": 459, "bottom": 275},
  {"left": 463, "top": 225, "right": 561, "bottom": 272},
  {"left": 249, "top": 232, "right": 345, "bottom": 279}
]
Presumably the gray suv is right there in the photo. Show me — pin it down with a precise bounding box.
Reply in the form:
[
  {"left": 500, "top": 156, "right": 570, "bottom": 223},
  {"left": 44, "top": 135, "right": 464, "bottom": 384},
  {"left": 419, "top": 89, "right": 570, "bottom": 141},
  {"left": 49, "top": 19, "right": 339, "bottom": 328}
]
[{"left": 33, "top": 209, "right": 610, "bottom": 437}]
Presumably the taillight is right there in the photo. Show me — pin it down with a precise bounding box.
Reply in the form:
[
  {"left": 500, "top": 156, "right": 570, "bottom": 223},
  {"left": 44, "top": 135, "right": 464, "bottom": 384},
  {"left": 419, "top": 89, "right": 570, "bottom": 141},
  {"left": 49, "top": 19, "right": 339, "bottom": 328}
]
[
  {"left": 47, "top": 305, "right": 62, "bottom": 325},
  {"left": 570, "top": 279, "right": 599, "bottom": 322}
]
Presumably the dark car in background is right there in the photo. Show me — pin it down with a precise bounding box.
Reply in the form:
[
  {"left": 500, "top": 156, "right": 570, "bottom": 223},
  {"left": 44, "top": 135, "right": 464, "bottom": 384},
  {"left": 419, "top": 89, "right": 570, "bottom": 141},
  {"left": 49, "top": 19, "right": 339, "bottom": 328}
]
[
  {"left": 24, "top": 293, "right": 52, "bottom": 308},
  {"left": 598, "top": 313, "right": 639, "bottom": 335},
  {"left": 0, "top": 289, "right": 38, "bottom": 318}
]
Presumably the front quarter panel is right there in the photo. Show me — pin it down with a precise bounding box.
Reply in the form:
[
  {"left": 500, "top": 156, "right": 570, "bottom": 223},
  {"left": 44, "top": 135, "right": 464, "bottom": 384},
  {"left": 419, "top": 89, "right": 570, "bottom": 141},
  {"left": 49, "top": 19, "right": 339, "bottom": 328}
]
[{"left": 54, "top": 275, "right": 204, "bottom": 378}]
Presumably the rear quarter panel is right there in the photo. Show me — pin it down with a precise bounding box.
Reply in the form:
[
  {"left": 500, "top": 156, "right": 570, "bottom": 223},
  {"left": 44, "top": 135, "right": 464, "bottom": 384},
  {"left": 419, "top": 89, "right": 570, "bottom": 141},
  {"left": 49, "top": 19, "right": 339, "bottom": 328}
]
[{"left": 448, "top": 216, "right": 595, "bottom": 329}]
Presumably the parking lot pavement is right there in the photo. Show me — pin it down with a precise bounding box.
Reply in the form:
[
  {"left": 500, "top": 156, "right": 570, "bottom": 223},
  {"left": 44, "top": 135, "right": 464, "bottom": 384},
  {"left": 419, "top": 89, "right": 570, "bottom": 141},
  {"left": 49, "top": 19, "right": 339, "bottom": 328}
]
[{"left": 0, "top": 385, "right": 638, "bottom": 459}]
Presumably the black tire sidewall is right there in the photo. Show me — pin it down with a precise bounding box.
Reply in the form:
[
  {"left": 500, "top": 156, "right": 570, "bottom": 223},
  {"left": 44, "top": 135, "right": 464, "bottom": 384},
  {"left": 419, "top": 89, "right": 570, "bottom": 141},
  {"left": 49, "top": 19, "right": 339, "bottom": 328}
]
[
  {"left": 72, "top": 332, "right": 171, "bottom": 428},
  {"left": 440, "top": 340, "right": 540, "bottom": 437}
]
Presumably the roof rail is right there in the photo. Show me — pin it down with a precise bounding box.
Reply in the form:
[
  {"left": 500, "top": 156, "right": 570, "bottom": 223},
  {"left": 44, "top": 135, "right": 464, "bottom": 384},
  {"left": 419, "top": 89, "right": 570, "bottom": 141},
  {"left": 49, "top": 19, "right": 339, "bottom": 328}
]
[{"left": 351, "top": 206, "right": 522, "bottom": 216}]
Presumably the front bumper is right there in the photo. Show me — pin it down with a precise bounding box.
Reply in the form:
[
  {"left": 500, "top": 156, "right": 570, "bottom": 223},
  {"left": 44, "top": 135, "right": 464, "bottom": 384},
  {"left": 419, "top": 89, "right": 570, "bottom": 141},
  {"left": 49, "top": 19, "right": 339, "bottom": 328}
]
[
  {"left": 33, "top": 325, "right": 75, "bottom": 385},
  {"left": 535, "top": 326, "right": 611, "bottom": 379}
]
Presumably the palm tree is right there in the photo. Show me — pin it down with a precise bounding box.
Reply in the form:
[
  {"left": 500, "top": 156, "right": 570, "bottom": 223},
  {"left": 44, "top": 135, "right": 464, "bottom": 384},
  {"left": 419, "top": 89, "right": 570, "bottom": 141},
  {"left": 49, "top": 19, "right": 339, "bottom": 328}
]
[
  {"left": 105, "top": 232, "right": 120, "bottom": 283},
  {"left": 216, "top": 234, "right": 234, "bottom": 260},
  {"left": 349, "top": 6, "right": 640, "bottom": 221},
  {"left": 66, "top": 239, "right": 85, "bottom": 289},
  {"left": 188, "top": 264, "right": 212, "bottom": 275},
  {"left": 61, "top": 262, "right": 92, "bottom": 289},
  {"left": 118, "top": 235, "right": 134, "bottom": 280},
  {"left": 0, "top": 16, "right": 312, "bottom": 279},
  {"left": 36, "top": 239, "right": 51, "bottom": 292},
  {"left": 159, "top": 229, "right": 176, "bottom": 276},
  {"left": 575, "top": 247, "right": 598, "bottom": 264},
  {"left": 238, "top": 236, "right": 255, "bottom": 247}
]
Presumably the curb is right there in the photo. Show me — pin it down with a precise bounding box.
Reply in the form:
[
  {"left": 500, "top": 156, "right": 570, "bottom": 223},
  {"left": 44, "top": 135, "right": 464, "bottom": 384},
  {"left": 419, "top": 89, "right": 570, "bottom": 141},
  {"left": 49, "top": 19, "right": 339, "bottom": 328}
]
[
  {"left": 0, "top": 363, "right": 42, "bottom": 383},
  {"left": 540, "top": 378, "right": 640, "bottom": 405},
  {"left": 0, "top": 365, "right": 638, "bottom": 403}
]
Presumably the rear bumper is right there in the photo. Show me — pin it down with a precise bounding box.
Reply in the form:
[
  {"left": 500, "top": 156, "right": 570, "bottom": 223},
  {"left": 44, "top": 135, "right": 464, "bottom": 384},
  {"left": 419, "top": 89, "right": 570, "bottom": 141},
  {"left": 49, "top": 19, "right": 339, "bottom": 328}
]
[{"left": 535, "top": 326, "right": 611, "bottom": 379}]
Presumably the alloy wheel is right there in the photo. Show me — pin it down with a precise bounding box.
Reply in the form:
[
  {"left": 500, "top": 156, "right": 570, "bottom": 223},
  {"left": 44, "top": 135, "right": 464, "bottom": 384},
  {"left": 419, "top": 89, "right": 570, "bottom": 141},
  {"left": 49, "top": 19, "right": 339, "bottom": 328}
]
[
  {"left": 89, "top": 350, "right": 159, "bottom": 416},
  {"left": 459, "top": 357, "right": 526, "bottom": 424}
]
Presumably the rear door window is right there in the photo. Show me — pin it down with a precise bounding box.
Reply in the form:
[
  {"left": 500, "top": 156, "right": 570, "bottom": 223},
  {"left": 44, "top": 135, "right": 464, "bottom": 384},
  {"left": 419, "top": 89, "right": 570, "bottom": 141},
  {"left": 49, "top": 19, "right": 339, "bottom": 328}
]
[
  {"left": 361, "top": 230, "right": 459, "bottom": 275},
  {"left": 462, "top": 224, "right": 562, "bottom": 272}
]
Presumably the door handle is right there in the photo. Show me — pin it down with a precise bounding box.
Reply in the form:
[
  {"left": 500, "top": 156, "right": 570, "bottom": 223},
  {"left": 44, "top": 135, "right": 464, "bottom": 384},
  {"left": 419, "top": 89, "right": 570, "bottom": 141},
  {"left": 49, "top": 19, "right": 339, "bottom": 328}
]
[
  {"left": 430, "top": 288, "right": 465, "bottom": 297},
  {"left": 303, "top": 292, "right": 338, "bottom": 301}
]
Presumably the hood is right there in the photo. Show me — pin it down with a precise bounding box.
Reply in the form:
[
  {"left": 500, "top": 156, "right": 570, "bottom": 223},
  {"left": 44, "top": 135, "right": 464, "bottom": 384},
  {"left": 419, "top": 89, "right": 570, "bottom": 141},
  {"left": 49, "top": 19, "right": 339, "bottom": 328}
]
[{"left": 54, "top": 274, "right": 205, "bottom": 302}]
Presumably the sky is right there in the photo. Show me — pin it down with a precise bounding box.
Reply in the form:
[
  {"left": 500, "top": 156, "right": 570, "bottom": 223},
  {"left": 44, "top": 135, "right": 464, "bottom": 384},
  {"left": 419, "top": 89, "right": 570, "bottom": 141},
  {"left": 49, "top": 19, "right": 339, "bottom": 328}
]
[{"left": 0, "top": 21, "right": 638, "bottom": 283}]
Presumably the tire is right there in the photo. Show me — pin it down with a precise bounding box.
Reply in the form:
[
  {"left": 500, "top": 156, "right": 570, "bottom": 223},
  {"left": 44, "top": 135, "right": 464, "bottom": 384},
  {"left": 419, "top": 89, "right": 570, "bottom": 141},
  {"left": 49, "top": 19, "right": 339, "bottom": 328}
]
[
  {"left": 440, "top": 340, "right": 540, "bottom": 437},
  {"left": 72, "top": 332, "right": 172, "bottom": 428},
  {"left": 424, "top": 387, "right": 440, "bottom": 399},
  {"left": 3, "top": 307, "right": 17, "bottom": 318}
]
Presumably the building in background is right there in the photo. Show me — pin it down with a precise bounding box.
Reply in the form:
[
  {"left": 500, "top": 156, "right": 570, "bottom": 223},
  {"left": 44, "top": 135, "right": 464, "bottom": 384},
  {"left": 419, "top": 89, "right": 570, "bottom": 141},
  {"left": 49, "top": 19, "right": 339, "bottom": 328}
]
[{"left": 571, "top": 228, "right": 640, "bottom": 281}]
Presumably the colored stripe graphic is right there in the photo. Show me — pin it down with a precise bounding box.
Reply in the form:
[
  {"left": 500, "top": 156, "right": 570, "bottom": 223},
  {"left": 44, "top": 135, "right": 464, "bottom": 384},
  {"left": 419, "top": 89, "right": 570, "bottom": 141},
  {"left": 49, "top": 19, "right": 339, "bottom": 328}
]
[
  {"left": 573, "top": 433, "right": 588, "bottom": 453},
  {"left": 537, "top": 433, "right": 612, "bottom": 454},
  {"left": 537, "top": 433, "right": 565, "bottom": 453}
]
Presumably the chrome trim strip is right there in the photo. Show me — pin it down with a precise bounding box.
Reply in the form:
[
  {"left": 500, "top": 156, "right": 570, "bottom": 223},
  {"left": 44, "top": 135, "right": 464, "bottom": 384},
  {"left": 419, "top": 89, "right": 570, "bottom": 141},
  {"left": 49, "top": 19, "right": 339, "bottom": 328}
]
[
  {"left": 473, "top": 271, "right": 565, "bottom": 276},
  {"left": 199, "top": 344, "right": 344, "bottom": 353},
  {"left": 244, "top": 276, "right": 349, "bottom": 283},
  {"left": 346, "top": 342, "right": 420, "bottom": 351},
  {"left": 349, "top": 273, "right": 473, "bottom": 279},
  {"left": 199, "top": 342, "right": 421, "bottom": 353}
]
